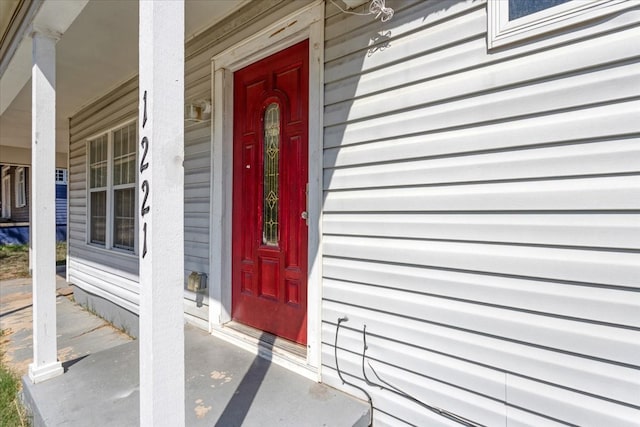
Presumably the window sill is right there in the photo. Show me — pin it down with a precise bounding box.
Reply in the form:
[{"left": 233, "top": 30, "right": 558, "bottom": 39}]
[{"left": 85, "top": 242, "right": 137, "bottom": 259}]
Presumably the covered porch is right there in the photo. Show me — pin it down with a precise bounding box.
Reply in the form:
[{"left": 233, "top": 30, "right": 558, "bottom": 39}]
[{"left": 1, "top": 0, "right": 367, "bottom": 425}]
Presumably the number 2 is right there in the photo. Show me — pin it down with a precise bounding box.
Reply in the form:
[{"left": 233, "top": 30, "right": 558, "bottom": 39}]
[
  {"left": 141, "top": 180, "right": 150, "bottom": 216},
  {"left": 140, "top": 137, "right": 149, "bottom": 173}
]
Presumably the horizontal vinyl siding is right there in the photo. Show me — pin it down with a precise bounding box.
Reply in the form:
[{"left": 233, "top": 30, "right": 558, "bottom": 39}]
[
  {"left": 183, "top": 94, "right": 211, "bottom": 321},
  {"left": 320, "top": 1, "right": 640, "bottom": 426},
  {"left": 67, "top": 75, "right": 212, "bottom": 320},
  {"left": 68, "top": 77, "right": 139, "bottom": 309},
  {"left": 55, "top": 198, "right": 66, "bottom": 225},
  {"left": 56, "top": 184, "right": 67, "bottom": 225},
  {"left": 66, "top": 0, "right": 314, "bottom": 324}
]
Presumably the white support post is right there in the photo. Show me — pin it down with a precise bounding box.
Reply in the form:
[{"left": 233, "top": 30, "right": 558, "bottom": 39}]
[
  {"left": 28, "top": 30, "right": 63, "bottom": 384},
  {"left": 138, "top": 1, "right": 185, "bottom": 426}
]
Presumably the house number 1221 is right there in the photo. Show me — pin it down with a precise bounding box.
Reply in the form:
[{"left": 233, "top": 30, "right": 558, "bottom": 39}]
[{"left": 140, "top": 90, "right": 150, "bottom": 258}]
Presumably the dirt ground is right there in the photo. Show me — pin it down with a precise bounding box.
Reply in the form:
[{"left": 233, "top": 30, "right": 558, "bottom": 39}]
[{"left": 0, "top": 278, "right": 36, "bottom": 375}]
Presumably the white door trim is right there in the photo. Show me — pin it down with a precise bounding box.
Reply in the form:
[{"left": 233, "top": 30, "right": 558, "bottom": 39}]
[{"left": 209, "top": 1, "right": 324, "bottom": 377}]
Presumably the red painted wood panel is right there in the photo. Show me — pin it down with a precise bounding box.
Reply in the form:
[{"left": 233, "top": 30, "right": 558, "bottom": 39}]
[{"left": 232, "top": 40, "right": 309, "bottom": 344}]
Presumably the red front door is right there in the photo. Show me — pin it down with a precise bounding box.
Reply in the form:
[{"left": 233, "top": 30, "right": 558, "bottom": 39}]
[{"left": 232, "top": 40, "right": 309, "bottom": 345}]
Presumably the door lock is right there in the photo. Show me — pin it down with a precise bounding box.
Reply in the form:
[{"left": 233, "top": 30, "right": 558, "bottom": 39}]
[{"left": 303, "top": 183, "right": 309, "bottom": 225}]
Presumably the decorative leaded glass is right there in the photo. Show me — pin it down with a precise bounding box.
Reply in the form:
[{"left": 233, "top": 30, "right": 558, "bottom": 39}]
[{"left": 263, "top": 103, "right": 280, "bottom": 245}]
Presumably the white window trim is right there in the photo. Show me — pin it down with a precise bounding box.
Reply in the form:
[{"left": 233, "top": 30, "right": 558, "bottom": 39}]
[
  {"left": 488, "top": 0, "right": 635, "bottom": 49},
  {"left": 210, "top": 0, "right": 324, "bottom": 379},
  {"left": 2, "top": 173, "right": 11, "bottom": 218},
  {"left": 15, "top": 167, "right": 26, "bottom": 208},
  {"left": 86, "top": 119, "right": 138, "bottom": 255}
]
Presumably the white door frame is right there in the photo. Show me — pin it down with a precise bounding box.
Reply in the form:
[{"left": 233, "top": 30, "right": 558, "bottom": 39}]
[
  {"left": 209, "top": 1, "right": 324, "bottom": 377},
  {"left": 2, "top": 171, "right": 11, "bottom": 218}
]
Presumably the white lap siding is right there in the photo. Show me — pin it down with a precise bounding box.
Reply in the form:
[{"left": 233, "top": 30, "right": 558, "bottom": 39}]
[
  {"left": 320, "top": 0, "right": 640, "bottom": 426},
  {"left": 68, "top": 77, "right": 140, "bottom": 315},
  {"left": 68, "top": 73, "right": 211, "bottom": 322}
]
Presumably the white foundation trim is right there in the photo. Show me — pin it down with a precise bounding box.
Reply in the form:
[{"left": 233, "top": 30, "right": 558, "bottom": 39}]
[{"left": 209, "top": 0, "right": 325, "bottom": 379}]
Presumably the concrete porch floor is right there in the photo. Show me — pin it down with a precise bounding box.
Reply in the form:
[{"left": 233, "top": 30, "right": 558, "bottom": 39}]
[
  {"left": 1, "top": 269, "right": 369, "bottom": 426},
  {"left": 22, "top": 325, "right": 370, "bottom": 426}
]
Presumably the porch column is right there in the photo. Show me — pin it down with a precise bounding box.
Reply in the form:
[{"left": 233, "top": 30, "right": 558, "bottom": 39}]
[
  {"left": 138, "top": 1, "right": 185, "bottom": 426},
  {"left": 28, "top": 30, "right": 63, "bottom": 384}
]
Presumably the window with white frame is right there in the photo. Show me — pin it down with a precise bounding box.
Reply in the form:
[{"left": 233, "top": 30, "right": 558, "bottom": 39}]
[
  {"left": 55, "top": 169, "right": 67, "bottom": 184},
  {"left": 15, "top": 167, "right": 26, "bottom": 207},
  {"left": 2, "top": 168, "right": 11, "bottom": 218},
  {"left": 488, "top": 0, "right": 635, "bottom": 49},
  {"left": 88, "top": 122, "right": 137, "bottom": 252}
]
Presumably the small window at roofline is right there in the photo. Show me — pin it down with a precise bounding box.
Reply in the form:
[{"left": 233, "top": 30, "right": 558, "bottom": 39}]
[{"left": 488, "top": 0, "right": 635, "bottom": 49}]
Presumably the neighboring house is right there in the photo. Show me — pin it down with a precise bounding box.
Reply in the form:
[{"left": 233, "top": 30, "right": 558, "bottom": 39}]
[
  {"left": 54, "top": 168, "right": 68, "bottom": 229},
  {"left": 1, "top": 164, "right": 29, "bottom": 222},
  {"left": 0, "top": 164, "right": 67, "bottom": 244},
  {"left": 0, "top": 164, "right": 30, "bottom": 244},
  {"left": 2, "top": 0, "right": 639, "bottom": 426}
]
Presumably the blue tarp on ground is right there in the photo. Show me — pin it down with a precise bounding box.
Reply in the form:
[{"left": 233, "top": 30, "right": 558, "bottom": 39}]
[{"left": 0, "top": 225, "right": 66, "bottom": 245}]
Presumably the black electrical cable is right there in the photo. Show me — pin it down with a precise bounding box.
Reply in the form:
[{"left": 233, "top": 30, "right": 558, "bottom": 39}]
[
  {"left": 361, "top": 325, "right": 486, "bottom": 427},
  {"left": 334, "top": 317, "right": 374, "bottom": 427}
]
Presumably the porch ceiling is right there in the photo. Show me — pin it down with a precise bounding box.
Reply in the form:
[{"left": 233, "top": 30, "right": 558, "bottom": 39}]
[{"left": 0, "top": 0, "right": 248, "bottom": 160}]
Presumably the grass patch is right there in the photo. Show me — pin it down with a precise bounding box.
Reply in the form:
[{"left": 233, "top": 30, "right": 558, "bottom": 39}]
[
  {"left": 0, "top": 245, "right": 29, "bottom": 281},
  {"left": 0, "top": 243, "right": 66, "bottom": 281},
  {"left": 56, "top": 242, "right": 66, "bottom": 266},
  {"left": 0, "top": 330, "right": 31, "bottom": 427}
]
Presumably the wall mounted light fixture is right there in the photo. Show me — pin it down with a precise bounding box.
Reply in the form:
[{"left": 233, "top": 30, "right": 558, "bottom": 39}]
[{"left": 185, "top": 100, "right": 212, "bottom": 122}]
